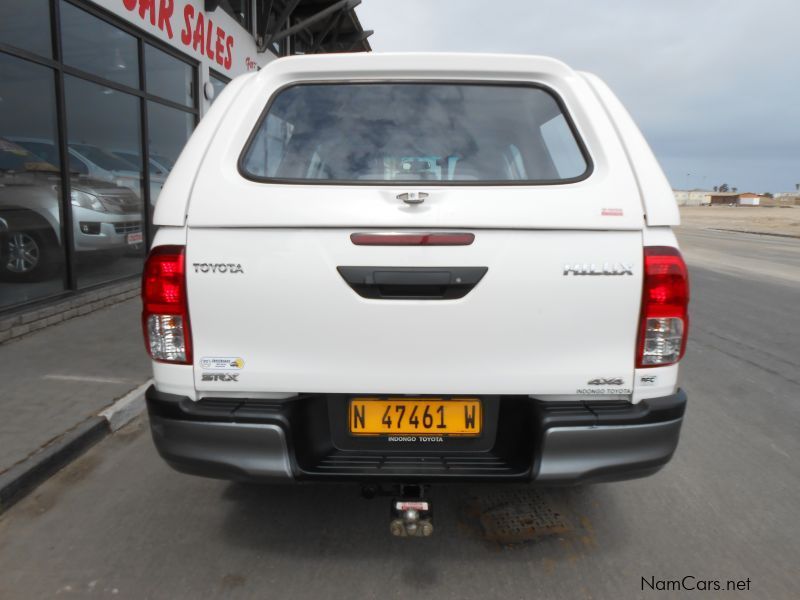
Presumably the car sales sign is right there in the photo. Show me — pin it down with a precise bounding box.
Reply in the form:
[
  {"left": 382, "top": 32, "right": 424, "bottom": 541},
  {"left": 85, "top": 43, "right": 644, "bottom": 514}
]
[{"left": 95, "top": 1, "right": 269, "bottom": 76}]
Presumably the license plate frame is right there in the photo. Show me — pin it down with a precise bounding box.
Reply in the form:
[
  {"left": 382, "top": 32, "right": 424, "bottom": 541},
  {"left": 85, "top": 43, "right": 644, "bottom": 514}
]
[{"left": 348, "top": 397, "right": 482, "bottom": 437}]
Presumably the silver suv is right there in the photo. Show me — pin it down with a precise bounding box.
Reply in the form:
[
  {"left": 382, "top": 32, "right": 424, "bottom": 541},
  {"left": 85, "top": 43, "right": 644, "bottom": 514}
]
[{"left": 0, "top": 138, "right": 143, "bottom": 281}]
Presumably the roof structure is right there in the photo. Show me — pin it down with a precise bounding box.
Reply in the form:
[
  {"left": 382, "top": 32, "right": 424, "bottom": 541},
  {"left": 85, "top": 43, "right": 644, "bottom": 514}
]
[{"left": 205, "top": 0, "right": 372, "bottom": 55}]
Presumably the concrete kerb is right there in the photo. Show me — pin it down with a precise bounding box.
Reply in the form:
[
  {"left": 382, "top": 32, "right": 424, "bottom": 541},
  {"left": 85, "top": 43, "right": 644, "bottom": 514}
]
[
  {"left": 0, "top": 379, "right": 152, "bottom": 514},
  {"left": 100, "top": 380, "right": 152, "bottom": 432}
]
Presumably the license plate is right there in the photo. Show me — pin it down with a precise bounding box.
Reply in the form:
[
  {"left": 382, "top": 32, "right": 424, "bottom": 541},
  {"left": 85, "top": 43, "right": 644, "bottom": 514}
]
[
  {"left": 127, "top": 232, "right": 143, "bottom": 245},
  {"left": 349, "top": 398, "right": 482, "bottom": 436}
]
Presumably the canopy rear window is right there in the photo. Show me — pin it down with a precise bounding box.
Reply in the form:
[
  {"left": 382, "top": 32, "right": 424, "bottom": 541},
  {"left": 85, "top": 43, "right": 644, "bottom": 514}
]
[{"left": 240, "top": 82, "right": 590, "bottom": 184}]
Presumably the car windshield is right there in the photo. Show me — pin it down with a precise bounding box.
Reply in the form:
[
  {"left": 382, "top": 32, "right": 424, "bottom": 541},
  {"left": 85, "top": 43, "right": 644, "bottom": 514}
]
[
  {"left": 0, "top": 139, "right": 59, "bottom": 173},
  {"left": 241, "top": 82, "right": 589, "bottom": 184},
  {"left": 71, "top": 143, "right": 139, "bottom": 171},
  {"left": 151, "top": 153, "right": 175, "bottom": 170}
]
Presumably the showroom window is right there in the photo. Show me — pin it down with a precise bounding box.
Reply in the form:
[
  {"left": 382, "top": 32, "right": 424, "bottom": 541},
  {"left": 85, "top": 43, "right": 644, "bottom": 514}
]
[
  {"left": 0, "top": 53, "right": 66, "bottom": 309},
  {"left": 0, "top": 0, "right": 53, "bottom": 58},
  {"left": 145, "top": 44, "right": 194, "bottom": 108},
  {"left": 60, "top": 1, "right": 140, "bottom": 88},
  {"left": 0, "top": 0, "right": 198, "bottom": 311},
  {"left": 209, "top": 70, "right": 230, "bottom": 104}
]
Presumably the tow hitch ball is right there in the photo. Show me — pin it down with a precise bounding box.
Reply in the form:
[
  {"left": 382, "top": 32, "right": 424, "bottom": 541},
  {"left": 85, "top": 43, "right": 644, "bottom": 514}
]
[{"left": 388, "top": 486, "right": 433, "bottom": 537}]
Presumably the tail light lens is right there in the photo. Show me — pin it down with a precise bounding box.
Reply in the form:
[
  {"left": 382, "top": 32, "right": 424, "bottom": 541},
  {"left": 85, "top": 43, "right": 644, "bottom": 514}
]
[
  {"left": 636, "top": 246, "right": 689, "bottom": 368},
  {"left": 142, "top": 245, "right": 192, "bottom": 364}
]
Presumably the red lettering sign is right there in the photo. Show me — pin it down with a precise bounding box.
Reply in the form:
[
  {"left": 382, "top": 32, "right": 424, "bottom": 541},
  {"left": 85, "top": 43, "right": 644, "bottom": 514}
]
[
  {"left": 180, "top": 4, "right": 193, "bottom": 45},
  {"left": 158, "top": 0, "right": 174, "bottom": 38},
  {"left": 124, "top": 0, "right": 235, "bottom": 70},
  {"left": 138, "top": 0, "right": 156, "bottom": 26}
]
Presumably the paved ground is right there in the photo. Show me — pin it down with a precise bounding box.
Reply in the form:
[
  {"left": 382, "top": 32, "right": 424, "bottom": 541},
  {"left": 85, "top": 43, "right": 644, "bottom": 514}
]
[
  {"left": 0, "top": 298, "right": 148, "bottom": 474},
  {"left": 0, "top": 229, "right": 798, "bottom": 599}
]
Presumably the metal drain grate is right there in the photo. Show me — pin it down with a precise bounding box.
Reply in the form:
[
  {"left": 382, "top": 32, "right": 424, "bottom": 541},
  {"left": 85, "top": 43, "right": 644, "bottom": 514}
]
[{"left": 470, "top": 489, "right": 571, "bottom": 544}]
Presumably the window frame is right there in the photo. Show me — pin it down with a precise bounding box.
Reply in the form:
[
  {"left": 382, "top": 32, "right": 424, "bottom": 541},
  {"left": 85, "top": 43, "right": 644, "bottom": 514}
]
[{"left": 237, "top": 80, "right": 594, "bottom": 187}]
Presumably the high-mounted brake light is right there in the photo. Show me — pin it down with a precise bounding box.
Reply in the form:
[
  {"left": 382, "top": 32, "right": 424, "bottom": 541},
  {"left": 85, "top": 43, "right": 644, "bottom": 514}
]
[
  {"left": 351, "top": 232, "right": 475, "bottom": 246},
  {"left": 142, "top": 245, "right": 192, "bottom": 364},
  {"left": 636, "top": 246, "right": 689, "bottom": 368}
]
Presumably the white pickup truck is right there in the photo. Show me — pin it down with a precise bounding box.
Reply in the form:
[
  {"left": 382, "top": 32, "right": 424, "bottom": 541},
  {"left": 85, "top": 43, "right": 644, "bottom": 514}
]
[{"left": 142, "top": 53, "right": 689, "bottom": 536}]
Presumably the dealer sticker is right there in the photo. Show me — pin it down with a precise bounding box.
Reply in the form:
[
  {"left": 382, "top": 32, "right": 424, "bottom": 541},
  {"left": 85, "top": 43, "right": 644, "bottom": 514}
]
[{"left": 200, "top": 357, "right": 244, "bottom": 370}]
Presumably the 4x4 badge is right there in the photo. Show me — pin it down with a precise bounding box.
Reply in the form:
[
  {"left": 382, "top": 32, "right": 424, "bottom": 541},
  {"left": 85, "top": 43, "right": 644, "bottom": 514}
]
[{"left": 588, "top": 378, "right": 624, "bottom": 386}]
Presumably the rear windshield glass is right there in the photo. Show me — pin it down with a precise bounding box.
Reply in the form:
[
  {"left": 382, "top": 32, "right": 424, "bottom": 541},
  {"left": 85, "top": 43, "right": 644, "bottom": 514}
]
[{"left": 240, "top": 83, "right": 589, "bottom": 184}]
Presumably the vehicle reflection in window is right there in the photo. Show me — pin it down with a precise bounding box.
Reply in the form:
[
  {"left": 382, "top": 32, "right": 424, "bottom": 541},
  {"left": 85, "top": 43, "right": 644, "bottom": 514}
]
[
  {"left": 0, "top": 52, "right": 66, "bottom": 308},
  {"left": 146, "top": 100, "right": 194, "bottom": 207},
  {"left": 0, "top": 139, "right": 64, "bottom": 285},
  {"left": 11, "top": 138, "right": 163, "bottom": 203},
  {"left": 63, "top": 75, "right": 146, "bottom": 288},
  {"left": 0, "top": 138, "right": 143, "bottom": 287}
]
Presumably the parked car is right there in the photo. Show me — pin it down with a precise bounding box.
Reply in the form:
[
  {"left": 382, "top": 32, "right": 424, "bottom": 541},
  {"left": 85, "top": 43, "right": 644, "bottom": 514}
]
[
  {"left": 142, "top": 54, "right": 689, "bottom": 536},
  {"left": 9, "top": 138, "right": 164, "bottom": 204},
  {"left": 0, "top": 138, "right": 143, "bottom": 281},
  {"left": 111, "top": 149, "right": 174, "bottom": 180}
]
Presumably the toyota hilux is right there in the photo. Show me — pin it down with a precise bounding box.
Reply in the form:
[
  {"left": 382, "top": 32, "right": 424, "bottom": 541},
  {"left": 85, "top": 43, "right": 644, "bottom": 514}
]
[{"left": 142, "top": 53, "right": 689, "bottom": 536}]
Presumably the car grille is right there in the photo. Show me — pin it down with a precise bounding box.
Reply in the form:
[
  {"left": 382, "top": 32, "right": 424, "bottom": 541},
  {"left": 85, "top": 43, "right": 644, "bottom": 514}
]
[{"left": 114, "top": 221, "right": 141, "bottom": 234}]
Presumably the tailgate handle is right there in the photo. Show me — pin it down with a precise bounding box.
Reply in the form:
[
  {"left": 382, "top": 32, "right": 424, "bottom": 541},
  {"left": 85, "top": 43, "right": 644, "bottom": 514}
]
[{"left": 337, "top": 266, "right": 488, "bottom": 300}]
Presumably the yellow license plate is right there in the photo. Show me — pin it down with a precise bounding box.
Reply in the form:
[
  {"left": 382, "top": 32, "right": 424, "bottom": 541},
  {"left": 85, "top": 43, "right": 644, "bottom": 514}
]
[{"left": 349, "top": 398, "right": 482, "bottom": 436}]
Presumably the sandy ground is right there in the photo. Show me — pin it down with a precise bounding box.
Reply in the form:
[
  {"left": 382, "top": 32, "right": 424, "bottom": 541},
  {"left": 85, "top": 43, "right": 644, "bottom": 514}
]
[{"left": 679, "top": 205, "right": 800, "bottom": 236}]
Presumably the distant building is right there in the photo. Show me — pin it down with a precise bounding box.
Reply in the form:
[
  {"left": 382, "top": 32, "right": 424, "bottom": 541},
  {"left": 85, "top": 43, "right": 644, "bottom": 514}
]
[
  {"left": 673, "top": 189, "right": 711, "bottom": 206},
  {"left": 707, "top": 192, "right": 767, "bottom": 206}
]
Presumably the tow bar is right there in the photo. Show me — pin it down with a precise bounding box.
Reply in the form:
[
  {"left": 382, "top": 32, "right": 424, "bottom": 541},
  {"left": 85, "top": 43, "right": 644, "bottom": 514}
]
[{"left": 363, "top": 484, "right": 434, "bottom": 537}]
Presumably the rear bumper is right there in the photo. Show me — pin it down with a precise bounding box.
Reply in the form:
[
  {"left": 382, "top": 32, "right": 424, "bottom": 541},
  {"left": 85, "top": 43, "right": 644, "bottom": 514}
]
[{"left": 146, "top": 388, "right": 686, "bottom": 485}]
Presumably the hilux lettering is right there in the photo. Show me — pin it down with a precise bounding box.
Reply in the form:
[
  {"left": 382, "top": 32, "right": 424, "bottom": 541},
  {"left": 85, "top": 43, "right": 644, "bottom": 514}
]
[{"left": 563, "top": 263, "right": 634, "bottom": 276}]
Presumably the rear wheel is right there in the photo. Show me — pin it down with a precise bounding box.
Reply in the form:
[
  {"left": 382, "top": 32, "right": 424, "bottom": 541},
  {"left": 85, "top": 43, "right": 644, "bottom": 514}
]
[{"left": 2, "top": 229, "right": 60, "bottom": 282}]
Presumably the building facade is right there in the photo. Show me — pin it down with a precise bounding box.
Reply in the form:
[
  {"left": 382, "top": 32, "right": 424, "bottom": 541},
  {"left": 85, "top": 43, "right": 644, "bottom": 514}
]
[
  {"left": 0, "top": 0, "right": 370, "bottom": 314},
  {"left": 673, "top": 189, "right": 710, "bottom": 206},
  {"left": 707, "top": 192, "right": 766, "bottom": 206}
]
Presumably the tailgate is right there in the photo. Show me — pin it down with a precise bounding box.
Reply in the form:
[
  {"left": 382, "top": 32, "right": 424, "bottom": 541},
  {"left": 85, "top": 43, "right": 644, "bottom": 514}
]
[{"left": 186, "top": 228, "right": 642, "bottom": 396}]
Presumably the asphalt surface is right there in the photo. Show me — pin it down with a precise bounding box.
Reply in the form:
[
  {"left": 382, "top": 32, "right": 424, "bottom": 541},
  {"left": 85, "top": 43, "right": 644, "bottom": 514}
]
[{"left": 0, "top": 228, "right": 798, "bottom": 599}]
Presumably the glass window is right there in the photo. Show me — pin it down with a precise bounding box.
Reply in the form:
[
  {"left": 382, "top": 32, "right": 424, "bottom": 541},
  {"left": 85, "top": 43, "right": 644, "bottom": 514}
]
[
  {"left": 209, "top": 72, "right": 229, "bottom": 104},
  {"left": 60, "top": 1, "right": 139, "bottom": 88},
  {"left": 145, "top": 44, "right": 194, "bottom": 107},
  {"left": 0, "top": 0, "right": 52, "bottom": 58},
  {"left": 146, "top": 101, "right": 194, "bottom": 207},
  {"left": 540, "top": 114, "right": 589, "bottom": 179},
  {"left": 219, "top": 0, "right": 252, "bottom": 32},
  {"left": 241, "top": 83, "right": 589, "bottom": 184},
  {"left": 0, "top": 54, "right": 65, "bottom": 308},
  {"left": 64, "top": 75, "right": 145, "bottom": 288}
]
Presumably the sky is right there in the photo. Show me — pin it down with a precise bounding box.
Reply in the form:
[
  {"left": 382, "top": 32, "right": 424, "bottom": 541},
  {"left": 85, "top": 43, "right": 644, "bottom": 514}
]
[{"left": 356, "top": 0, "right": 800, "bottom": 193}]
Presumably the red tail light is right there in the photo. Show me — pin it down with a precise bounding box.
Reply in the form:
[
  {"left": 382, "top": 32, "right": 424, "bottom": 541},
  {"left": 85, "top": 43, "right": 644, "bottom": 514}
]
[
  {"left": 636, "top": 246, "right": 690, "bottom": 368},
  {"left": 142, "top": 245, "right": 192, "bottom": 364}
]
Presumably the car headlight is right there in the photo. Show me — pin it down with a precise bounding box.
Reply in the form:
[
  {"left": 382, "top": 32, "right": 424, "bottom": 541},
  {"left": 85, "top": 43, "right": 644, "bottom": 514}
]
[{"left": 71, "top": 190, "right": 106, "bottom": 212}]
